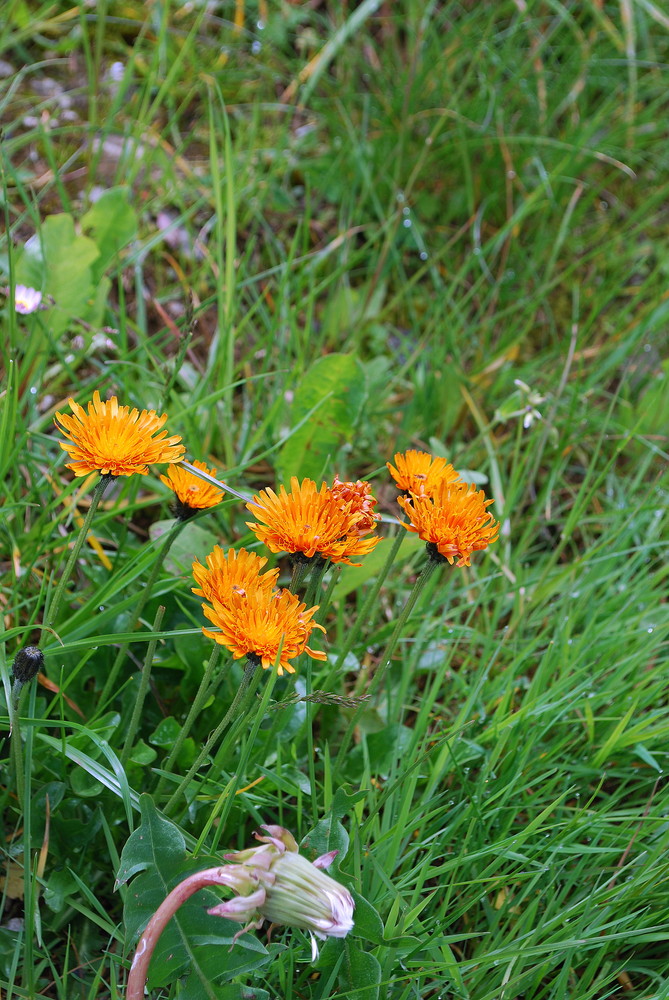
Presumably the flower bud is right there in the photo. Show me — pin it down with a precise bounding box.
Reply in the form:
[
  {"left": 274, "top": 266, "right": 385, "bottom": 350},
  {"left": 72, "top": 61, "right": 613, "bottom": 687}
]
[
  {"left": 206, "top": 825, "right": 354, "bottom": 955},
  {"left": 12, "top": 645, "right": 44, "bottom": 684}
]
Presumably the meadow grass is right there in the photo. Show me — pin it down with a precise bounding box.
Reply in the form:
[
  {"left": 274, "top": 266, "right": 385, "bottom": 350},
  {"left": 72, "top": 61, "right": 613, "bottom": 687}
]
[{"left": 1, "top": 2, "right": 668, "bottom": 998}]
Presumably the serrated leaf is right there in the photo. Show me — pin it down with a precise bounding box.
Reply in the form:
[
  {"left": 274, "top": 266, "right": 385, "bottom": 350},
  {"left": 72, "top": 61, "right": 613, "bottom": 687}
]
[
  {"left": 116, "top": 794, "right": 186, "bottom": 888},
  {"left": 300, "top": 818, "right": 349, "bottom": 868},
  {"left": 278, "top": 353, "right": 367, "bottom": 482}
]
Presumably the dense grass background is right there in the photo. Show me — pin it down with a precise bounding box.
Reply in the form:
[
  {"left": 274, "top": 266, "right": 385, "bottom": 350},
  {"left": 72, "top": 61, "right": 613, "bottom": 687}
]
[{"left": 1, "top": 2, "right": 668, "bottom": 998}]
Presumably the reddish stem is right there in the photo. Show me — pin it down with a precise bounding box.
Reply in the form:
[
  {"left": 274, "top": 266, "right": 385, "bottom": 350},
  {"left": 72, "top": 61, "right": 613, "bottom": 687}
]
[{"left": 125, "top": 867, "right": 241, "bottom": 999}]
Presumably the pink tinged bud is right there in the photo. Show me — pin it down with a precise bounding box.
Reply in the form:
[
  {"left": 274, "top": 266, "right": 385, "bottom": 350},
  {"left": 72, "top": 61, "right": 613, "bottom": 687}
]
[
  {"left": 207, "top": 886, "right": 267, "bottom": 922},
  {"left": 312, "top": 850, "right": 338, "bottom": 870},
  {"left": 259, "top": 848, "right": 354, "bottom": 939}
]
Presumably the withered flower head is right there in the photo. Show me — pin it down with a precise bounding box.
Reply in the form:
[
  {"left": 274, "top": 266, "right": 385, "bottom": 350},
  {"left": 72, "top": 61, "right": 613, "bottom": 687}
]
[
  {"left": 246, "top": 477, "right": 379, "bottom": 566},
  {"left": 160, "top": 459, "right": 225, "bottom": 519},
  {"left": 398, "top": 478, "right": 499, "bottom": 567},
  {"left": 54, "top": 391, "right": 184, "bottom": 478},
  {"left": 208, "top": 824, "right": 354, "bottom": 957},
  {"left": 202, "top": 588, "right": 326, "bottom": 676},
  {"left": 387, "top": 449, "right": 461, "bottom": 498}
]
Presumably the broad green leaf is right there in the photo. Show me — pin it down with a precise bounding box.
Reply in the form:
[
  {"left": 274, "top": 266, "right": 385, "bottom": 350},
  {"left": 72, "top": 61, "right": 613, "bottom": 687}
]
[
  {"left": 149, "top": 518, "right": 221, "bottom": 574},
  {"left": 300, "top": 817, "right": 349, "bottom": 870},
  {"left": 14, "top": 213, "right": 101, "bottom": 336},
  {"left": 341, "top": 939, "right": 381, "bottom": 1000},
  {"left": 332, "top": 533, "right": 424, "bottom": 601},
  {"left": 81, "top": 186, "right": 138, "bottom": 279},
  {"left": 118, "top": 796, "right": 268, "bottom": 990},
  {"left": 350, "top": 890, "right": 385, "bottom": 945},
  {"left": 277, "top": 353, "right": 367, "bottom": 482}
]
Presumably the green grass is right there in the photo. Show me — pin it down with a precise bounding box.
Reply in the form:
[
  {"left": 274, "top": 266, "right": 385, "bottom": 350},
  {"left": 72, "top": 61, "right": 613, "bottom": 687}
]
[{"left": 1, "top": 2, "right": 668, "bottom": 998}]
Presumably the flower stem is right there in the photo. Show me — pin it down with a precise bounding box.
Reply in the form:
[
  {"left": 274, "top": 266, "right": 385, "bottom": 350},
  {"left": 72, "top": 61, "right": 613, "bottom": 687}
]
[
  {"left": 164, "top": 659, "right": 260, "bottom": 815},
  {"left": 99, "top": 520, "right": 185, "bottom": 707},
  {"left": 43, "top": 475, "right": 111, "bottom": 636},
  {"left": 332, "top": 557, "right": 438, "bottom": 776},
  {"left": 119, "top": 605, "right": 165, "bottom": 767},
  {"left": 325, "top": 524, "right": 405, "bottom": 686},
  {"left": 154, "top": 645, "right": 222, "bottom": 797},
  {"left": 125, "top": 867, "right": 241, "bottom": 1000},
  {"left": 9, "top": 681, "right": 25, "bottom": 808}
]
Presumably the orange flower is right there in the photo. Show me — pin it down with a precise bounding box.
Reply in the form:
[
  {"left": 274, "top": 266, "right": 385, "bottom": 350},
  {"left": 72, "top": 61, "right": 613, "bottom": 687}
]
[
  {"left": 331, "top": 476, "right": 381, "bottom": 535},
  {"left": 160, "top": 460, "right": 225, "bottom": 519},
  {"left": 202, "top": 588, "right": 327, "bottom": 675},
  {"left": 54, "top": 391, "right": 184, "bottom": 478},
  {"left": 398, "top": 479, "right": 499, "bottom": 567},
  {"left": 246, "top": 477, "right": 379, "bottom": 566},
  {"left": 387, "top": 449, "right": 460, "bottom": 498},
  {"left": 193, "top": 546, "right": 279, "bottom": 605}
]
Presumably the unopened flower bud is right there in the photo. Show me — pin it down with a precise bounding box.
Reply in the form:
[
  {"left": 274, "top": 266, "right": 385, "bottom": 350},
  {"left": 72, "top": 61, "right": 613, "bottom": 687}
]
[
  {"left": 207, "top": 824, "right": 354, "bottom": 955},
  {"left": 12, "top": 645, "right": 44, "bottom": 684}
]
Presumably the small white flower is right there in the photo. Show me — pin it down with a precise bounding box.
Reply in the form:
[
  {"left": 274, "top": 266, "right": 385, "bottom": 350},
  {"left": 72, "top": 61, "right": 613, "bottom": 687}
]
[{"left": 13, "top": 285, "right": 43, "bottom": 315}]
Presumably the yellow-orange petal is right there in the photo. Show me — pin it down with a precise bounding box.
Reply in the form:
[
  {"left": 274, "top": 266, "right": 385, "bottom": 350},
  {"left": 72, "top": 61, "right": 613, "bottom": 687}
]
[
  {"left": 331, "top": 476, "right": 382, "bottom": 535},
  {"left": 54, "top": 391, "right": 184, "bottom": 477},
  {"left": 201, "top": 588, "right": 327, "bottom": 676},
  {"left": 193, "top": 546, "right": 279, "bottom": 605},
  {"left": 387, "top": 449, "right": 461, "bottom": 498},
  {"left": 246, "top": 477, "right": 371, "bottom": 565},
  {"left": 398, "top": 479, "right": 499, "bottom": 567},
  {"left": 160, "top": 460, "right": 225, "bottom": 517}
]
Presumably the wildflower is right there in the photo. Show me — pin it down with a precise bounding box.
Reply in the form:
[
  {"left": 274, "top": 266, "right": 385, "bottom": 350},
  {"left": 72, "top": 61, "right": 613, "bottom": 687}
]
[
  {"left": 125, "top": 826, "right": 355, "bottom": 997},
  {"left": 11, "top": 284, "right": 43, "bottom": 314},
  {"left": 246, "top": 477, "right": 379, "bottom": 566},
  {"left": 54, "top": 391, "right": 184, "bottom": 478},
  {"left": 160, "top": 459, "right": 225, "bottom": 520},
  {"left": 387, "top": 449, "right": 461, "bottom": 498},
  {"left": 331, "top": 475, "right": 381, "bottom": 535},
  {"left": 207, "top": 825, "right": 354, "bottom": 957},
  {"left": 398, "top": 478, "right": 499, "bottom": 567},
  {"left": 201, "top": 588, "right": 326, "bottom": 675},
  {"left": 192, "top": 546, "right": 279, "bottom": 605}
]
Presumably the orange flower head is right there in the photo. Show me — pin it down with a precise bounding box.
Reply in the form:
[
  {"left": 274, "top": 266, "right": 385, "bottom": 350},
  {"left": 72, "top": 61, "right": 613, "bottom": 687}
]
[
  {"left": 387, "top": 449, "right": 461, "bottom": 498},
  {"left": 398, "top": 478, "right": 499, "bottom": 567},
  {"left": 331, "top": 476, "right": 382, "bottom": 535},
  {"left": 161, "top": 460, "right": 225, "bottom": 519},
  {"left": 246, "top": 477, "right": 379, "bottom": 566},
  {"left": 54, "top": 391, "right": 184, "bottom": 478},
  {"left": 202, "top": 588, "right": 327, "bottom": 675},
  {"left": 193, "top": 546, "right": 279, "bottom": 605}
]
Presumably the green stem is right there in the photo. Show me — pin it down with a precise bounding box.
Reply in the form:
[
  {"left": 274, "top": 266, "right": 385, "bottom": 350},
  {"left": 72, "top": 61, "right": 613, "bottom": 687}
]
[
  {"left": 119, "top": 605, "right": 165, "bottom": 767},
  {"left": 43, "top": 475, "right": 111, "bottom": 636},
  {"left": 155, "top": 645, "right": 222, "bottom": 796},
  {"left": 99, "top": 520, "right": 185, "bottom": 706},
  {"left": 9, "top": 680, "right": 25, "bottom": 809},
  {"left": 327, "top": 524, "right": 406, "bottom": 686},
  {"left": 164, "top": 659, "right": 260, "bottom": 815},
  {"left": 333, "top": 556, "right": 439, "bottom": 776},
  {"left": 214, "top": 660, "right": 279, "bottom": 832},
  {"left": 289, "top": 560, "right": 308, "bottom": 593}
]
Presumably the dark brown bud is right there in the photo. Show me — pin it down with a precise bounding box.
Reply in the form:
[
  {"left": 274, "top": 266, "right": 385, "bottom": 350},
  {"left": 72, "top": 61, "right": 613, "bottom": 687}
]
[{"left": 12, "top": 645, "right": 44, "bottom": 684}]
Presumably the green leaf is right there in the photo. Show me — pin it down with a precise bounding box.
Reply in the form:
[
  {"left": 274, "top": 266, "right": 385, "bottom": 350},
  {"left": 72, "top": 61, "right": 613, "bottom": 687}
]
[
  {"left": 342, "top": 939, "right": 381, "bottom": 1000},
  {"left": 277, "top": 353, "right": 367, "bottom": 482},
  {"left": 81, "top": 186, "right": 138, "bottom": 280},
  {"left": 118, "top": 796, "right": 269, "bottom": 990},
  {"left": 14, "top": 214, "right": 101, "bottom": 336},
  {"left": 332, "top": 534, "right": 424, "bottom": 601},
  {"left": 116, "top": 794, "right": 186, "bottom": 889},
  {"left": 350, "top": 890, "right": 385, "bottom": 946},
  {"left": 330, "top": 785, "right": 367, "bottom": 821},
  {"left": 300, "top": 817, "right": 349, "bottom": 869},
  {"left": 149, "top": 519, "right": 221, "bottom": 574}
]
